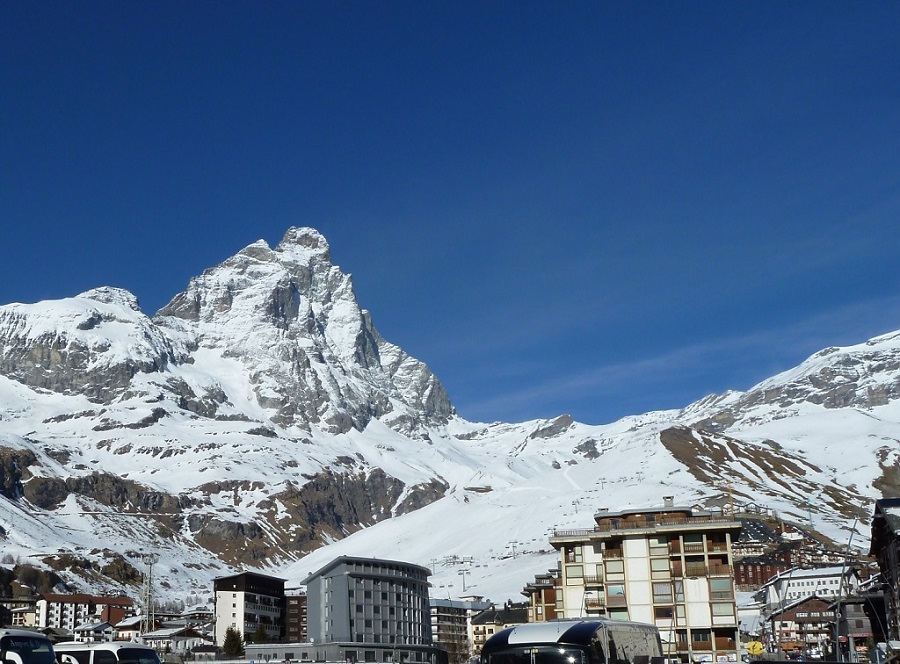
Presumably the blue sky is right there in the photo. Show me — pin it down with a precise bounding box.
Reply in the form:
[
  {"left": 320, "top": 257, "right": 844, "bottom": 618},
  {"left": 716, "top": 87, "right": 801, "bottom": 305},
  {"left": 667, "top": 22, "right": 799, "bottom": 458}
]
[{"left": 2, "top": 2, "right": 899, "bottom": 425}]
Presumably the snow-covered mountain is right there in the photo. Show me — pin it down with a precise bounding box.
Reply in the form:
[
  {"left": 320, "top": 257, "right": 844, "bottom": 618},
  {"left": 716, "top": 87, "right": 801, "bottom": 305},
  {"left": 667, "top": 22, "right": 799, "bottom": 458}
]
[{"left": 1, "top": 227, "right": 897, "bottom": 605}]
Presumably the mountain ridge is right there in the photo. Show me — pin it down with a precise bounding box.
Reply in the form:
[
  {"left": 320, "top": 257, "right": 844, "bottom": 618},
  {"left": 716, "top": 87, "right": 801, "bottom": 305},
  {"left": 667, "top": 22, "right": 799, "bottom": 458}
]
[{"left": 0, "top": 227, "right": 896, "bottom": 604}]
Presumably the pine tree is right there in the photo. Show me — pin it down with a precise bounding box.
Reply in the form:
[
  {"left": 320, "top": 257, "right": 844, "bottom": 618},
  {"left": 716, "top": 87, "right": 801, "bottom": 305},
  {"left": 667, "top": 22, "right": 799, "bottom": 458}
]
[
  {"left": 250, "top": 624, "right": 268, "bottom": 644},
  {"left": 223, "top": 627, "right": 245, "bottom": 657}
]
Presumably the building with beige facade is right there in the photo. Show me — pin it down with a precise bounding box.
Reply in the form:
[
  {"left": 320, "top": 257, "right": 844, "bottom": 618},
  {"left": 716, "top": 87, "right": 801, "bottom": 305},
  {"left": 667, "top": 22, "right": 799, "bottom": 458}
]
[{"left": 548, "top": 497, "right": 742, "bottom": 663}]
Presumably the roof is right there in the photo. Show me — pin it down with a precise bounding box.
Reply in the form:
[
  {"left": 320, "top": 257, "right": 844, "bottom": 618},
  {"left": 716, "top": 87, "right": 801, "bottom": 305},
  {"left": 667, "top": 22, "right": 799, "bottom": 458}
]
[
  {"left": 73, "top": 621, "right": 113, "bottom": 633},
  {"left": 300, "top": 555, "right": 431, "bottom": 585},
  {"left": 142, "top": 626, "right": 206, "bottom": 639},
  {"left": 212, "top": 570, "right": 287, "bottom": 583},
  {"left": 40, "top": 594, "right": 134, "bottom": 606},
  {"left": 760, "top": 565, "right": 854, "bottom": 588},
  {"left": 471, "top": 605, "right": 529, "bottom": 626},
  {"left": 766, "top": 594, "right": 832, "bottom": 618}
]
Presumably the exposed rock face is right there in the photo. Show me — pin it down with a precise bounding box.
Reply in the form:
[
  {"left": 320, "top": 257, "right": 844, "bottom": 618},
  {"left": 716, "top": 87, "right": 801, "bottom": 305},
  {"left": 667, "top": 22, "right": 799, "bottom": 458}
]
[
  {"left": 0, "top": 287, "right": 186, "bottom": 403},
  {"left": 0, "top": 447, "right": 37, "bottom": 500},
  {"left": 690, "top": 331, "right": 900, "bottom": 432},
  {"left": 154, "top": 227, "right": 454, "bottom": 434}
]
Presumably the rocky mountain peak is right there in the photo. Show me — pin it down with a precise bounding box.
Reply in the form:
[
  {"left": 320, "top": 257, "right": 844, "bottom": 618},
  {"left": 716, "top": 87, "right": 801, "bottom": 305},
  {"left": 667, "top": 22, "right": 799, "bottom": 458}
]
[
  {"left": 149, "top": 227, "right": 452, "bottom": 433},
  {"left": 77, "top": 286, "right": 142, "bottom": 312},
  {"left": 276, "top": 226, "right": 331, "bottom": 261}
]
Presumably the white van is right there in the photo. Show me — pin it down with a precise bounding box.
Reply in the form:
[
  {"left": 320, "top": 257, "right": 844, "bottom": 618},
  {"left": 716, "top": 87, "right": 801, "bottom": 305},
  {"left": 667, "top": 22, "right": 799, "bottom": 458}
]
[
  {"left": 53, "top": 643, "right": 161, "bottom": 664},
  {"left": 0, "top": 629, "right": 56, "bottom": 664}
]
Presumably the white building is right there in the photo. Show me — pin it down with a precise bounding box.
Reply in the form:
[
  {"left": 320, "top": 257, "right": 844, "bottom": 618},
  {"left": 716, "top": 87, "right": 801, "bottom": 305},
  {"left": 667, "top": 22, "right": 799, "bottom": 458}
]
[
  {"left": 142, "top": 626, "right": 212, "bottom": 655},
  {"left": 72, "top": 620, "right": 115, "bottom": 643},
  {"left": 758, "top": 566, "right": 858, "bottom": 613},
  {"left": 36, "top": 594, "right": 135, "bottom": 632}
]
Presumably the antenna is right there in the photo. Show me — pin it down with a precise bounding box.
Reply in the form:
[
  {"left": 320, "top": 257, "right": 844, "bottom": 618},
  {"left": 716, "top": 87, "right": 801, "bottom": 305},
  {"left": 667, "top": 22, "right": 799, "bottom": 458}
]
[{"left": 140, "top": 553, "right": 159, "bottom": 636}]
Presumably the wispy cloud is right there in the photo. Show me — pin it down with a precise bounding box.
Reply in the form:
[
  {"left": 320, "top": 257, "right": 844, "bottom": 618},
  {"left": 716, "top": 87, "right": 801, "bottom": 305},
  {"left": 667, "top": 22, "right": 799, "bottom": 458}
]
[{"left": 458, "top": 294, "right": 900, "bottom": 424}]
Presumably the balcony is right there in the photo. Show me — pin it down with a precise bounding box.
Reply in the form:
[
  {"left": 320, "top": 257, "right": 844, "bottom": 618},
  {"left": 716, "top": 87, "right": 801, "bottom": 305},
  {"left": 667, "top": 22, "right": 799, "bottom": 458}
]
[
  {"left": 584, "top": 598, "right": 605, "bottom": 609},
  {"left": 674, "top": 564, "right": 708, "bottom": 577},
  {"left": 604, "top": 549, "right": 624, "bottom": 559},
  {"left": 583, "top": 575, "right": 604, "bottom": 586},
  {"left": 552, "top": 514, "right": 740, "bottom": 539},
  {"left": 606, "top": 595, "right": 627, "bottom": 608}
]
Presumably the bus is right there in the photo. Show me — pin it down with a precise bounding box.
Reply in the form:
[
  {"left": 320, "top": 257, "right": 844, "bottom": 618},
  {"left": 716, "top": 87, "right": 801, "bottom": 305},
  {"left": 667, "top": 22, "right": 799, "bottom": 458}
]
[
  {"left": 53, "top": 643, "right": 161, "bottom": 664},
  {"left": 0, "top": 629, "right": 56, "bottom": 664},
  {"left": 479, "top": 620, "right": 663, "bottom": 664}
]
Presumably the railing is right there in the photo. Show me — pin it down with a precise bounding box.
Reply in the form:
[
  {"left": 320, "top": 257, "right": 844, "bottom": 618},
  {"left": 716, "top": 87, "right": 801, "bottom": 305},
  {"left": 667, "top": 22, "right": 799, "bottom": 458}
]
[
  {"left": 584, "top": 598, "right": 604, "bottom": 609},
  {"left": 553, "top": 514, "right": 739, "bottom": 537},
  {"left": 676, "top": 564, "right": 708, "bottom": 577},
  {"left": 583, "top": 574, "right": 604, "bottom": 585},
  {"left": 604, "top": 549, "right": 624, "bottom": 559}
]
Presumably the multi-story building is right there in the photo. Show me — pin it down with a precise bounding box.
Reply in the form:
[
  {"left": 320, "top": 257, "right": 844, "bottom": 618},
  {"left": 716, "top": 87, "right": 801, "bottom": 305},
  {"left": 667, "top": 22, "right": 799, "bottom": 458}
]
[
  {"left": 548, "top": 497, "right": 742, "bottom": 663},
  {"left": 247, "top": 556, "right": 444, "bottom": 664},
  {"left": 0, "top": 597, "right": 36, "bottom": 628},
  {"left": 870, "top": 496, "right": 900, "bottom": 657},
  {"left": 734, "top": 555, "right": 793, "bottom": 591},
  {"left": 213, "top": 571, "right": 285, "bottom": 645},
  {"left": 429, "top": 597, "right": 491, "bottom": 664},
  {"left": 763, "top": 595, "right": 832, "bottom": 656},
  {"left": 36, "top": 594, "right": 134, "bottom": 632},
  {"left": 521, "top": 567, "right": 561, "bottom": 623},
  {"left": 285, "top": 587, "right": 308, "bottom": 644},
  {"left": 304, "top": 556, "right": 432, "bottom": 647},
  {"left": 757, "top": 565, "right": 858, "bottom": 613}
]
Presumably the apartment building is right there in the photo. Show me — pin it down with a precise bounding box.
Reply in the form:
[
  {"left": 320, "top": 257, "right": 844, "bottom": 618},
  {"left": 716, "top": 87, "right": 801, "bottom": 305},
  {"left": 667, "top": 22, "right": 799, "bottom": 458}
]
[
  {"left": 213, "top": 571, "right": 286, "bottom": 645},
  {"left": 758, "top": 565, "right": 858, "bottom": 613},
  {"left": 520, "top": 567, "right": 561, "bottom": 623},
  {"left": 247, "top": 556, "right": 444, "bottom": 664},
  {"left": 285, "top": 587, "right": 308, "bottom": 643},
  {"left": 429, "top": 597, "right": 490, "bottom": 664},
  {"left": 36, "top": 594, "right": 134, "bottom": 631},
  {"left": 548, "top": 497, "right": 742, "bottom": 663},
  {"left": 764, "top": 595, "right": 832, "bottom": 655}
]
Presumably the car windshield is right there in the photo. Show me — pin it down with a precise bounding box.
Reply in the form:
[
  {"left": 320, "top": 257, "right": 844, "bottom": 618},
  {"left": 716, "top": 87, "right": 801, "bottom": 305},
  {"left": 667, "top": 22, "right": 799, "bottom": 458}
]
[
  {"left": 0, "top": 635, "right": 56, "bottom": 664},
  {"left": 485, "top": 646, "right": 587, "bottom": 664},
  {"left": 117, "top": 650, "right": 162, "bottom": 664}
]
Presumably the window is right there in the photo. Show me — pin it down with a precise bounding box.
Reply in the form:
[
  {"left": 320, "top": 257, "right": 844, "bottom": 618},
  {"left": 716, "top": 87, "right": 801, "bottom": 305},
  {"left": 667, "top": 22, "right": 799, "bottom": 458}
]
[
  {"left": 653, "top": 582, "right": 672, "bottom": 603},
  {"left": 712, "top": 603, "right": 734, "bottom": 618},
  {"left": 710, "top": 578, "right": 733, "bottom": 600},
  {"left": 651, "top": 558, "right": 670, "bottom": 580},
  {"left": 654, "top": 606, "right": 673, "bottom": 619},
  {"left": 566, "top": 565, "right": 584, "bottom": 585}
]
